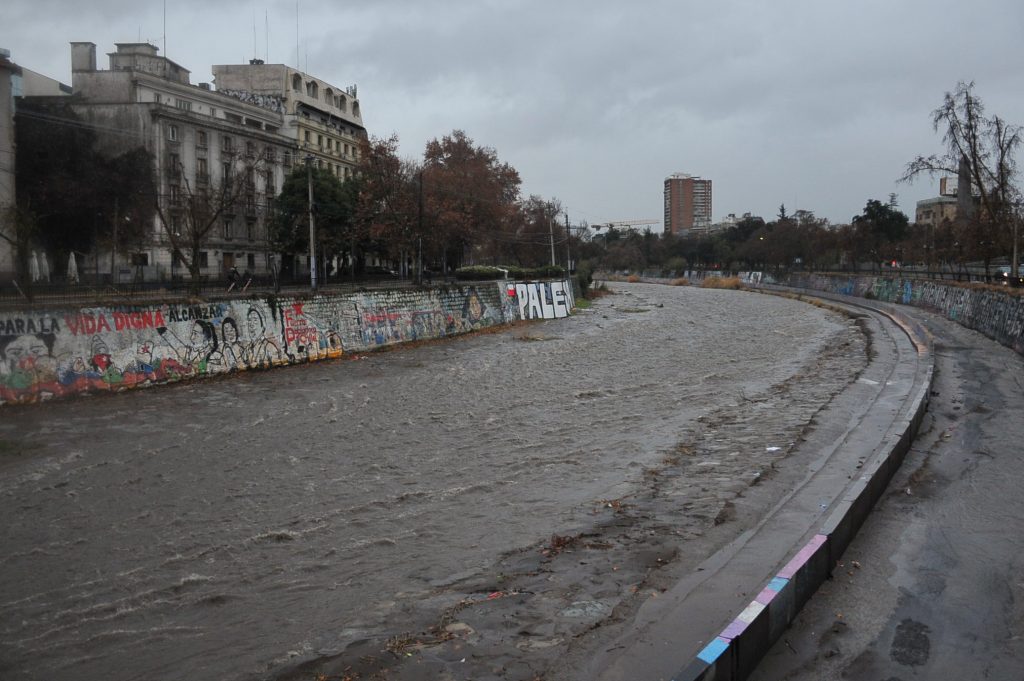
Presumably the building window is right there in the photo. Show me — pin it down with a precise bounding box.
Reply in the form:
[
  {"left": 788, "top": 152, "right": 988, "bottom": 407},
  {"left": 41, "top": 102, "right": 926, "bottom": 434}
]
[
  {"left": 246, "top": 141, "right": 256, "bottom": 158},
  {"left": 283, "top": 150, "right": 292, "bottom": 167},
  {"left": 265, "top": 171, "right": 275, "bottom": 195},
  {"left": 292, "top": 74, "right": 302, "bottom": 91},
  {"left": 131, "top": 252, "right": 150, "bottom": 266},
  {"left": 196, "top": 157, "right": 208, "bottom": 184},
  {"left": 317, "top": 134, "right": 323, "bottom": 148},
  {"left": 175, "top": 99, "right": 192, "bottom": 111},
  {"left": 199, "top": 251, "right": 209, "bottom": 268},
  {"left": 167, "top": 154, "right": 181, "bottom": 183},
  {"left": 304, "top": 130, "right": 311, "bottom": 144},
  {"left": 167, "top": 124, "right": 178, "bottom": 141},
  {"left": 169, "top": 184, "right": 181, "bottom": 205},
  {"left": 222, "top": 135, "right": 233, "bottom": 153},
  {"left": 197, "top": 130, "right": 207, "bottom": 148},
  {"left": 247, "top": 253, "right": 256, "bottom": 269},
  {"left": 222, "top": 161, "right": 232, "bottom": 185},
  {"left": 154, "top": 93, "right": 162, "bottom": 104},
  {"left": 247, "top": 220, "right": 256, "bottom": 241},
  {"left": 306, "top": 81, "right": 318, "bottom": 98},
  {"left": 223, "top": 219, "right": 234, "bottom": 240}
]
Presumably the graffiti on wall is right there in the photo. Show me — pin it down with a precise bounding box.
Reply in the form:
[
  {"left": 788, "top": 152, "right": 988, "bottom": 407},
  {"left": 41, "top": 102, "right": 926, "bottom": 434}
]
[
  {"left": 219, "top": 89, "right": 286, "bottom": 114},
  {"left": 0, "top": 280, "right": 576, "bottom": 405},
  {"left": 787, "top": 274, "right": 1024, "bottom": 357},
  {"left": 514, "top": 281, "right": 574, "bottom": 320}
]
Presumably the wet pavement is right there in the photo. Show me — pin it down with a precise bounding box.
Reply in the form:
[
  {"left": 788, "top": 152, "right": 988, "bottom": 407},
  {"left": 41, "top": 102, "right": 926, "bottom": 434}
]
[
  {"left": 0, "top": 283, "right": 867, "bottom": 681},
  {"left": 751, "top": 304, "right": 1024, "bottom": 681}
]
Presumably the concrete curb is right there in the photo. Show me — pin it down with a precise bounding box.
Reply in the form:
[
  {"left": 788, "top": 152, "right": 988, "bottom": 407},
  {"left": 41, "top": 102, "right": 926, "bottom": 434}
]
[{"left": 671, "top": 291, "right": 935, "bottom": 681}]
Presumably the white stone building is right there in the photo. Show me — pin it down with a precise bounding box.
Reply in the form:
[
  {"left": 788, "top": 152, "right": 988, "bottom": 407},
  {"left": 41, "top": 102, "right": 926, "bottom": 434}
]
[{"left": 65, "top": 42, "right": 295, "bottom": 282}]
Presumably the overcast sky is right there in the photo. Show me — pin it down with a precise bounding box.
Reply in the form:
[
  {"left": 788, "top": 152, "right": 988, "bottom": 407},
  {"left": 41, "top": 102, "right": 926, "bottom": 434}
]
[{"left": 5, "top": 0, "right": 1024, "bottom": 228}]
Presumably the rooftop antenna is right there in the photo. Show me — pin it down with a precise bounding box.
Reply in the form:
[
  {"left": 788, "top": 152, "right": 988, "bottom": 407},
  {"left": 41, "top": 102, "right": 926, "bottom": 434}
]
[
  {"left": 295, "top": 0, "right": 300, "bottom": 70},
  {"left": 162, "top": 0, "right": 166, "bottom": 56},
  {"left": 265, "top": 9, "right": 269, "bottom": 62},
  {"left": 253, "top": 5, "right": 257, "bottom": 60}
]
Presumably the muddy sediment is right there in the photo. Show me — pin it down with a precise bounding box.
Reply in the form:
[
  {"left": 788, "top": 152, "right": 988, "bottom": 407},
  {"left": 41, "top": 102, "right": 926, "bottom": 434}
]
[
  {"left": 276, "top": 293, "right": 868, "bottom": 681},
  {"left": 0, "top": 283, "right": 867, "bottom": 681}
]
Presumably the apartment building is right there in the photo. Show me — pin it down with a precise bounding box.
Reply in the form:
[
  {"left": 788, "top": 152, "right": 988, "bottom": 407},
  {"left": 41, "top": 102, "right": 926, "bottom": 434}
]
[
  {"left": 61, "top": 42, "right": 294, "bottom": 281},
  {"left": 211, "top": 61, "right": 366, "bottom": 182},
  {"left": 664, "top": 172, "right": 712, "bottom": 236}
]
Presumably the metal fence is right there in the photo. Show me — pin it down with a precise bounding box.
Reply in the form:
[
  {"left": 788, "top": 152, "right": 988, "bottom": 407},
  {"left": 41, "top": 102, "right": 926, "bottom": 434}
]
[{"left": 0, "top": 271, "right": 454, "bottom": 310}]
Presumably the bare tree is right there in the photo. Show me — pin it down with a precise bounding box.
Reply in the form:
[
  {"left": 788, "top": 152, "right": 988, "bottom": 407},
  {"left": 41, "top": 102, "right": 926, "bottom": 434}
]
[
  {"left": 154, "top": 150, "right": 267, "bottom": 293},
  {"left": 901, "top": 81, "right": 1022, "bottom": 277},
  {"left": 0, "top": 204, "right": 38, "bottom": 298}
]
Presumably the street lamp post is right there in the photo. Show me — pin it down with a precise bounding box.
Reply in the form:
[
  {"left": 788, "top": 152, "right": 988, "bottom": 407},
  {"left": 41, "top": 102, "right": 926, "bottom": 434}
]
[{"left": 306, "top": 155, "right": 318, "bottom": 292}]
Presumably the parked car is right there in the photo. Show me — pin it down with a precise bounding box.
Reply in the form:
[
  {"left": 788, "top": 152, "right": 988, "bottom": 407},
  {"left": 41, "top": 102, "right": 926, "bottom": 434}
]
[{"left": 362, "top": 265, "right": 398, "bottom": 278}]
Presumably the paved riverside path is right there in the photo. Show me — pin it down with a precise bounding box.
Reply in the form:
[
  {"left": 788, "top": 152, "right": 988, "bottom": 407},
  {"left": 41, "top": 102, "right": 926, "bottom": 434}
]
[
  {"left": 0, "top": 283, "right": 874, "bottom": 681},
  {"left": 556, "top": 293, "right": 932, "bottom": 681},
  {"left": 751, "top": 303, "right": 1024, "bottom": 681}
]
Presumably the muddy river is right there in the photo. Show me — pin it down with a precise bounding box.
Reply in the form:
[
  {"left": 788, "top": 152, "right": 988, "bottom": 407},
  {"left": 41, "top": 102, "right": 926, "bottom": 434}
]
[{"left": 0, "top": 283, "right": 867, "bottom": 680}]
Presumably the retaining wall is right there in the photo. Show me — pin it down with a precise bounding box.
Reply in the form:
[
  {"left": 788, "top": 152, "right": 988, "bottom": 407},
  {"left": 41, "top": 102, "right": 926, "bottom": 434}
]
[
  {"left": 785, "top": 273, "right": 1024, "bottom": 356},
  {"left": 0, "top": 279, "right": 575, "bottom": 405}
]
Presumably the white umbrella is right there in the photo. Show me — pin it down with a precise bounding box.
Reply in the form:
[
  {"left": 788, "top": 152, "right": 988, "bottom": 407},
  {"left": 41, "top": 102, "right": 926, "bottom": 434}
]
[
  {"left": 29, "top": 251, "right": 40, "bottom": 282},
  {"left": 39, "top": 252, "right": 50, "bottom": 282},
  {"left": 67, "top": 252, "right": 79, "bottom": 283}
]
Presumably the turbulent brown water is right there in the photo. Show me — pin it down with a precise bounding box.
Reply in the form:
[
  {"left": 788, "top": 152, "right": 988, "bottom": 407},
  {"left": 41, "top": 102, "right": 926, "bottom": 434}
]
[{"left": 0, "top": 283, "right": 864, "bottom": 681}]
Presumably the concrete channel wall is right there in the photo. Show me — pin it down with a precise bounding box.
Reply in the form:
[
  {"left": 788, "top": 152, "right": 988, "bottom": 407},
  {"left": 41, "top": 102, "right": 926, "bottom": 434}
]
[
  {"left": 0, "top": 279, "right": 575, "bottom": 405},
  {"left": 783, "top": 273, "right": 1024, "bottom": 356}
]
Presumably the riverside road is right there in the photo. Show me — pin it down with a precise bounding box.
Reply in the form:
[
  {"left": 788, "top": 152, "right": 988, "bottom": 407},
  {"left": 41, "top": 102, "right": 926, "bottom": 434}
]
[
  {"left": 2, "top": 282, "right": 876, "bottom": 681},
  {"left": 752, "top": 301, "right": 1024, "bottom": 681}
]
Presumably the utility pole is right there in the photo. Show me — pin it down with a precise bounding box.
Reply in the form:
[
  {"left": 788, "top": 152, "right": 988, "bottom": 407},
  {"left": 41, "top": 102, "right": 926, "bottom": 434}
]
[
  {"left": 111, "top": 196, "right": 119, "bottom": 283},
  {"left": 565, "top": 212, "right": 571, "bottom": 272},
  {"left": 306, "top": 156, "right": 317, "bottom": 291},
  {"left": 549, "top": 211, "right": 556, "bottom": 266},
  {"left": 417, "top": 171, "right": 423, "bottom": 284}
]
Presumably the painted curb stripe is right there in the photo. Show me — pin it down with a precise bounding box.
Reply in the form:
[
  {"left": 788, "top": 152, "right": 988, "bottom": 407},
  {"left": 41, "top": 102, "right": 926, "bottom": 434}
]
[
  {"left": 756, "top": 576, "right": 789, "bottom": 605},
  {"left": 777, "top": 534, "right": 827, "bottom": 579},
  {"left": 696, "top": 637, "right": 730, "bottom": 664},
  {"left": 720, "top": 601, "right": 766, "bottom": 639}
]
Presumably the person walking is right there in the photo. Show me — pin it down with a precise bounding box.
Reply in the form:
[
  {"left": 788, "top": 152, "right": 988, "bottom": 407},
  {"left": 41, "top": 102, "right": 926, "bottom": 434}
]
[{"left": 227, "top": 265, "right": 241, "bottom": 291}]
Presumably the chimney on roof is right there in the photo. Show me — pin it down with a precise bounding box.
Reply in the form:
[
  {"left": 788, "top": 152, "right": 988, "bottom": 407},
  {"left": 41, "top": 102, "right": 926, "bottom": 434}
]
[
  {"left": 249, "top": 58, "right": 264, "bottom": 65},
  {"left": 71, "top": 42, "right": 97, "bottom": 72}
]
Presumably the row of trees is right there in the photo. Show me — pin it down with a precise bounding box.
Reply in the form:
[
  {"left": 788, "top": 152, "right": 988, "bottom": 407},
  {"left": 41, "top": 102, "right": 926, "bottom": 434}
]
[
  {"left": 3, "top": 101, "right": 573, "bottom": 292},
  {"left": 4, "top": 99, "right": 155, "bottom": 288},
  {"left": 584, "top": 82, "right": 1022, "bottom": 279},
  {"left": 4, "top": 82, "right": 1020, "bottom": 292},
  {"left": 270, "top": 130, "right": 570, "bottom": 283}
]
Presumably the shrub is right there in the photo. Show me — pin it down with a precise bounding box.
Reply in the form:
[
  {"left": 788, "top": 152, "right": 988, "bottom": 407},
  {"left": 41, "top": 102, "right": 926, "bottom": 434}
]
[
  {"left": 454, "top": 265, "right": 568, "bottom": 281},
  {"left": 700, "top": 276, "right": 743, "bottom": 290},
  {"left": 626, "top": 274, "right": 641, "bottom": 283},
  {"left": 576, "top": 260, "right": 594, "bottom": 296},
  {"left": 670, "top": 278, "right": 690, "bottom": 286}
]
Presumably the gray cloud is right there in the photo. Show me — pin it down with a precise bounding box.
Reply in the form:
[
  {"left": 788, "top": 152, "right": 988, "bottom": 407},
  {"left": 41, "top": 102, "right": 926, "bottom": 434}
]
[{"left": 4, "top": 0, "right": 1024, "bottom": 225}]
